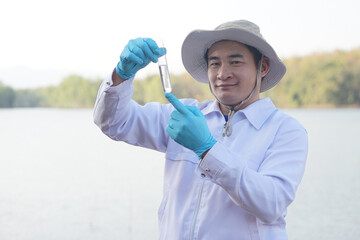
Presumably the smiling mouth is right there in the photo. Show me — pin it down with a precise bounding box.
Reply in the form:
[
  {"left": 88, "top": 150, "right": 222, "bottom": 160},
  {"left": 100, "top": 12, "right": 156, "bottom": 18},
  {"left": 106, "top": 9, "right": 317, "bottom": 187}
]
[{"left": 216, "top": 83, "right": 238, "bottom": 88}]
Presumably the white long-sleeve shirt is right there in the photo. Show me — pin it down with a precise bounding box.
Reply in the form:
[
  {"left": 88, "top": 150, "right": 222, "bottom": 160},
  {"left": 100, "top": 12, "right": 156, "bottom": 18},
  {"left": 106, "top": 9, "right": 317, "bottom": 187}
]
[{"left": 93, "top": 75, "right": 308, "bottom": 240}]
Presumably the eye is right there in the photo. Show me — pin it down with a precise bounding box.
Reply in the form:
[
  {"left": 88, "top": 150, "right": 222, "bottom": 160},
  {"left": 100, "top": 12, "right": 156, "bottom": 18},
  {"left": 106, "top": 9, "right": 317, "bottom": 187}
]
[
  {"left": 231, "top": 60, "right": 242, "bottom": 65},
  {"left": 208, "top": 61, "right": 220, "bottom": 68}
]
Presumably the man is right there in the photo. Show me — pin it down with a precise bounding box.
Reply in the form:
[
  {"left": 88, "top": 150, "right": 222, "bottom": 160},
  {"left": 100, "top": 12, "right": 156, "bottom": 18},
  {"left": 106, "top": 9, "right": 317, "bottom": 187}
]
[{"left": 94, "top": 20, "right": 308, "bottom": 240}]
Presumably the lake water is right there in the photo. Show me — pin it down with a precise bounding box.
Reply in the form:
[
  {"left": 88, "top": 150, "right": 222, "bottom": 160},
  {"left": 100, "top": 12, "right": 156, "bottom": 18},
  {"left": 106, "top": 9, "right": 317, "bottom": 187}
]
[{"left": 0, "top": 108, "right": 359, "bottom": 240}]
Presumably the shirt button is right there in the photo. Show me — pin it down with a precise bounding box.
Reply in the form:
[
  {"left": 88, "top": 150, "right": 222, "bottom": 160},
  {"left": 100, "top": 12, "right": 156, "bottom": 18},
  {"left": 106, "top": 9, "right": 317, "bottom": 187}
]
[
  {"left": 106, "top": 81, "right": 110, "bottom": 85},
  {"left": 201, "top": 173, "right": 206, "bottom": 178},
  {"left": 205, "top": 168, "right": 210, "bottom": 172}
]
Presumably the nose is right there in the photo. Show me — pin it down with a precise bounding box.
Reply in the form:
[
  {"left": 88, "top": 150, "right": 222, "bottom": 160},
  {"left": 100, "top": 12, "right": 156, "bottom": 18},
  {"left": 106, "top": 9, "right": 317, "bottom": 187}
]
[{"left": 217, "top": 64, "right": 233, "bottom": 80}]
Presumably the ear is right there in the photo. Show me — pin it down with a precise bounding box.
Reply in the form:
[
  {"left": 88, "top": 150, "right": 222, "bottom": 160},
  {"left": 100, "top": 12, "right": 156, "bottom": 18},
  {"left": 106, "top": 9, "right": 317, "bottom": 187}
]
[{"left": 261, "top": 56, "right": 270, "bottom": 78}]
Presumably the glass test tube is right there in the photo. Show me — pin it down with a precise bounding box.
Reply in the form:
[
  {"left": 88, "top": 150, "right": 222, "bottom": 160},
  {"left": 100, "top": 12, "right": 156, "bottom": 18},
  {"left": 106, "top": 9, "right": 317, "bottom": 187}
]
[{"left": 157, "top": 40, "right": 172, "bottom": 93}]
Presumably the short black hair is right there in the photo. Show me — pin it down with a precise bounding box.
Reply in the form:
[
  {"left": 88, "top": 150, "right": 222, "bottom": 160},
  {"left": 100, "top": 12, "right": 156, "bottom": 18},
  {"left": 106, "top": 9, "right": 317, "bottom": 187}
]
[{"left": 244, "top": 44, "right": 262, "bottom": 69}]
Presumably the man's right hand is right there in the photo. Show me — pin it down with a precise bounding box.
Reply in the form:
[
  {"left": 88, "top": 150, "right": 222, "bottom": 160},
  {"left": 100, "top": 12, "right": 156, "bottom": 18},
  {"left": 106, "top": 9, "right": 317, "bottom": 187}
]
[{"left": 115, "top": 38, "right": 166, "bottom": 80}]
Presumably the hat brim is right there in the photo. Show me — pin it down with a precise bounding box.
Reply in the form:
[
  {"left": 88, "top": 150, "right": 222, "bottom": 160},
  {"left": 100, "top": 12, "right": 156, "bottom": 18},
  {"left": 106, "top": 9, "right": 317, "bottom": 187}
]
[{"left": 181, "top": 28, "right": 286, "bottom": 92}]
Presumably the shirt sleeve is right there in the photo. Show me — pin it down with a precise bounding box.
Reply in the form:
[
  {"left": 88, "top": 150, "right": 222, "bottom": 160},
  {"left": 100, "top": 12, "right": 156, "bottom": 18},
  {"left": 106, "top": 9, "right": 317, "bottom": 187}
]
[
  {"left": 197, "top": 119, "right": 308, "bottom": 223},
  {"left": 93, "top": 72, "right": 169, "bottom": 152}
]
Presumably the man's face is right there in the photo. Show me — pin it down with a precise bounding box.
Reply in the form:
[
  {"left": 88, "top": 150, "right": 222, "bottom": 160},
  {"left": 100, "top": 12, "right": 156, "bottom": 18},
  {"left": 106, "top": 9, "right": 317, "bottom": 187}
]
[{"left": 207, "top": 40, "right": 260, "bottom": 109}]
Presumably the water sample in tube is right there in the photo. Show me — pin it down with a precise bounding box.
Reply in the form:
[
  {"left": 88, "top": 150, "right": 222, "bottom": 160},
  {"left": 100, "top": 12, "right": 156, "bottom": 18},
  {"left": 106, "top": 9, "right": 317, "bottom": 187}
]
[{"left": 157, "top": 40, "right": 172, "bottom": 93}]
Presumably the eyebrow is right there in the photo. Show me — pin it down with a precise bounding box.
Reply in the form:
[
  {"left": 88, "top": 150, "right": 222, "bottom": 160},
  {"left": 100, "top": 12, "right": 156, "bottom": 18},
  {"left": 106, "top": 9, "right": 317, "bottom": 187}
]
[
  {"left": 207, "top": 54, "right": 245, "bottom": 61},
  {"left": 228, "top": 54, "right": 245, "bottom": 59}
]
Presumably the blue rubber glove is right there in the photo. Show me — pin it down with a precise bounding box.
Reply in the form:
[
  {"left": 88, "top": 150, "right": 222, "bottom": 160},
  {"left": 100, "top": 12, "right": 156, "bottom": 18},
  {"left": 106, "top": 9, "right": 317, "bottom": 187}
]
[
  {"left": 116, "top": 38, "right": 166, "bottom": 79},
  {"left": 165, "top": 93, "right": 217, "bottom": 159}
]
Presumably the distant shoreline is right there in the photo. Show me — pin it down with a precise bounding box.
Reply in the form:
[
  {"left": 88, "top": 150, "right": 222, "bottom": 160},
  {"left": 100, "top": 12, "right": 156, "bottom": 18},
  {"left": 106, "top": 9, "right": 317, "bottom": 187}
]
[{"left": 1, "top": 103, "right": 359, "bottom": 110}]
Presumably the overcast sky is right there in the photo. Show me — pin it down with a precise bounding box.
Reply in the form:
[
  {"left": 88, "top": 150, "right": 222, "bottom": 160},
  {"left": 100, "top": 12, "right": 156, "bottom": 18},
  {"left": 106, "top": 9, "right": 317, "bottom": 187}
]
[{"left": 1, "top": 0, "right": 359, "bottom": 89}]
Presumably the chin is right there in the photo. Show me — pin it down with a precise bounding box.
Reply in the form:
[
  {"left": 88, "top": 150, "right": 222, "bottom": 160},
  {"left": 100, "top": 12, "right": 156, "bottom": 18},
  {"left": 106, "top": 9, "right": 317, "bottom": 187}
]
[{"left": 216, "top": 97, "right": 240, "bottom": 106}]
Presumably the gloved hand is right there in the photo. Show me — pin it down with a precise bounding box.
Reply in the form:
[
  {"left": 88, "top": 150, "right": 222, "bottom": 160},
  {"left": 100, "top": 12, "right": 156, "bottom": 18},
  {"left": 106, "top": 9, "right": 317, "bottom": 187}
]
[
  {"left": 116, "top": 38, "right": 166, "bottom": 79},
  {"left": 165, "top": 93, "right": 217, "bottom": 159}
]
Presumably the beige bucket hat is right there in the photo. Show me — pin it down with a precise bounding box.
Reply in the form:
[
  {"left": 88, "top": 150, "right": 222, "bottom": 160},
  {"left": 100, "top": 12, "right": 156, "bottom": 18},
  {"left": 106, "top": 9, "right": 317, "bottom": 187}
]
[{"left": 181, "top": 20, "right": 286, "bottom": 92}]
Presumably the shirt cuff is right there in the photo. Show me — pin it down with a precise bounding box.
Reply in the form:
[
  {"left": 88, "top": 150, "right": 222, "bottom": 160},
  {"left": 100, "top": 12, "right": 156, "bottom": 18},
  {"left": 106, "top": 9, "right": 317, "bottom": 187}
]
[{"left": 102, "top": 73, "right": 134, "bottom": 93}]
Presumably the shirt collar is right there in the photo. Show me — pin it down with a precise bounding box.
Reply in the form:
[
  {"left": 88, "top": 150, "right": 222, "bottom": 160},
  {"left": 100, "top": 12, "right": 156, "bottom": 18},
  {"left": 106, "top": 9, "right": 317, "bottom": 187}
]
[
  {"left": 201, "top": 97, "right": 277, "bottom": 130},
  {"left": 202, "top": 100, "right": 223, "bottom": 116},
  {"left": 239, "top": 97, "right": 277, "bottom": 130}
]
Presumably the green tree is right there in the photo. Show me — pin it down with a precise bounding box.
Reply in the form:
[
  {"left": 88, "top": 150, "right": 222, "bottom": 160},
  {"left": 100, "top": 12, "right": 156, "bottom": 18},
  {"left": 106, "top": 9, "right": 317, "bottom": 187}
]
[
  {"left": 0, "top": 82, "right": 16, "bottom": 108},
  {"left": 14, "top": 89, "right": 42, "bottom": 107}
]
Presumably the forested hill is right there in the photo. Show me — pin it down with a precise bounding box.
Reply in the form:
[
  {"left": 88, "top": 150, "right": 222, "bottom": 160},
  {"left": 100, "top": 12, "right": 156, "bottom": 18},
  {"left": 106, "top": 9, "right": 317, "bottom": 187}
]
[
  {"left": 264, "top": 48, "right": 360, "bottom": 107},
  {"left": 1, "top": 48, "right": 360, "bottom": 108}
]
